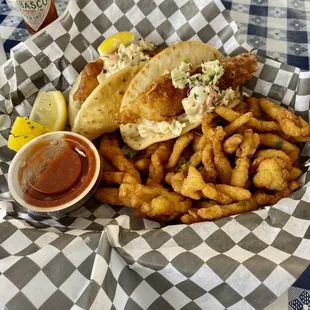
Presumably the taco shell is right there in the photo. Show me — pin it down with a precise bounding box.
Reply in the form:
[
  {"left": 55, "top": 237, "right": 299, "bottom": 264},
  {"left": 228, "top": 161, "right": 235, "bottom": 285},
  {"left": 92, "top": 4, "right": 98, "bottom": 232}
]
[
  {"left": 69, "top": 63, "right": 144, "bottom": 140},
  {"left": 119, "top": 41, "right": 224, "bottom": 150}
]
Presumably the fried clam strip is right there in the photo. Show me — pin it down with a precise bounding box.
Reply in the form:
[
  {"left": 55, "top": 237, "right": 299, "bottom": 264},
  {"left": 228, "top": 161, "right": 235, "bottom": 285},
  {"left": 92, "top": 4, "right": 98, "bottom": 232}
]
[
  {"left": 179, "top": 151, "right": 203, "bottom": 176},
  {"left": 167, "top": 166, "right": 233, "bottom": 204},
  {"left": 231, "top": 157, "right": 251, "bottom": 188},
  {"left": 180, "top": 202, "right": 215, "bottom": 224},
  {"left": 211, "top": 127, "right": 233, "bottom": 184},
  {"left": 226, "top": 98, "right": 242, "bottom": 109},
  {"left": 197, "top": 198, "right": 259, "bottom": 221},
  {"left": 230, "top": 129, "right": 259, "bottom": 188},
  {"left": 147, "top": 143, "right": 172, "bottom": 186},
  {"left": 95, "top": 188, "right": 132, "bottom": 207},
  {"left": 223, "top": 134, "right": 243, "bottom": 154},
  {"left": 234, "top": 100, "right": 249, "bottom": 114},
  {"left": 192, "top": 133, "right": 208, "bottom": 152},
  {"left": 236, "top": 129, "right": 260, "bottom": 158},
  {"left": 215, "top": 184, "right": 251, "bottom": 201},
  {"left": 252, "top": 149, "right": 292, "bottom": 173},
  {"left": 246, "top": 97, "right": 261, "bottom": 118},
  {"left": 136, "top": 143, "right": 161, "bottom": 159},
  {"left": 253, "top": 181, "right": 303, "bottom": 206},
  {"left": 253, "top": 158, "right": 290, "bottom": 191},
  {"left": 100, "top": 133, "right": 141, "bottom": 183},
  {"left": 259, "top": 98, "right": 310, "bottom": 138},
  {"left": 215, "top": 106, "right": 280, "bottom": 132},
  {"left": 166, "top": 132, "right": 194, "bottom": 169},
  {"left": 133, "top": 209, "right": 179, "bottom": 223},
  {"left": 134, "top": 158, "right": 151, "bottom": 172},
  {"left": 139, "top": 194, "right": 192, "bottom": 221},
  {"left": 288, "top": 167, "right": 303, "bottom": 181},
  {"left": 101, "top": 172, "right": 139, "bottom": 185},
  {"left": 201, "top": 142, "right": 217, "bottom": 183},
  {"left": 258, "top": 133, "right": 300, "bottom": 163},
  {"left": 101, "top": 156, "right": 117, "bottom": 172},
  {"left": 180, "top": 208, "right": 203, "bottom": 224},
  {"left": 224, "top": 112, "right": 252, "bottom": 137},
  {"left": 201, "top": 112, "right": 217, "bottom": 137},
  {"left": 118, "top": 184, "right": 192, "bottom": 221},
  {"left": 119, "top": 183, "right": 166, "bottom": 208}
]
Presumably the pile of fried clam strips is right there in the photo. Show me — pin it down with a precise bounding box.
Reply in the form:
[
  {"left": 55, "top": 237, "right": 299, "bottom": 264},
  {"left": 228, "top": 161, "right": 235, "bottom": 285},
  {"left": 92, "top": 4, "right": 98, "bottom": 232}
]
[{"left": 95, "top": 93, "right": 307, "bottom": 223}]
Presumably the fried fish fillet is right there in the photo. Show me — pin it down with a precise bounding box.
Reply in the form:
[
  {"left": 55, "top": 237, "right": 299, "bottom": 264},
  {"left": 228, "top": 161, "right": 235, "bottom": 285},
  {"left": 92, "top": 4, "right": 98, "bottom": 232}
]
[
  {"left": 218, "top": 53, "right": 258, "bottom": 90},
  {"left": 117, "top": 53, "right": 257, "bottom": 125},
  {"left": 73, "top": 58, "right": 103, "bottom": 103},
  {"left": 117, "top": 74, "right": 187, "bottom": 124}
]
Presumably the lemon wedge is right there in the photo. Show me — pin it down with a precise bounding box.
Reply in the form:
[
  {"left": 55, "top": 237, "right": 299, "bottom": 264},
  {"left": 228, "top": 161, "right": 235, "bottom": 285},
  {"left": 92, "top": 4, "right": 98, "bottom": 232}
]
[
  {"left": 8, "top": 117, "right": 50, "bottom": 152},
  {"left": 29, "top": 91, "right": 67, "bottom": 131},
  {"left": 97, "top": 32, "right": 135, "bottom": 56}
]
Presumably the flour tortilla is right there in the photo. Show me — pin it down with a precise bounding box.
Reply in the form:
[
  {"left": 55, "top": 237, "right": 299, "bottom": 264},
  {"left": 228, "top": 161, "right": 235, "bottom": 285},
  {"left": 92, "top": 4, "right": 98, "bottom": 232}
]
[
  {"left": 119, "top": 41, "right": 224, "bottom": 150},
  {"left": 68, "top": 63, "right": 144, "bottom": 140}
]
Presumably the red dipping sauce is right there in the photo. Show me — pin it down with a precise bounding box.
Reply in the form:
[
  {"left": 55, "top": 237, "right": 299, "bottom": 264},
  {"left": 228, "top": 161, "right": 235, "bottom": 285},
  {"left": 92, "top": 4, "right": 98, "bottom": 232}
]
[{"left": 18, "top": 133, "right": 98, "bottom": 208}]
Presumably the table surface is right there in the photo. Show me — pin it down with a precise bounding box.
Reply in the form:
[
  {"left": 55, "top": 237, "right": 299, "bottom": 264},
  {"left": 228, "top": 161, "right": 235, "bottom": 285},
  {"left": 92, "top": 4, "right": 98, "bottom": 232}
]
[
  {"left": 1, "top": 0, "right": 310, "bottom": 70},
  {"left": 0, "top": 0, "right": 68, "bottom": 57},
  {"left": 1, "top": 1, "right": 310, "bottom": 310}
]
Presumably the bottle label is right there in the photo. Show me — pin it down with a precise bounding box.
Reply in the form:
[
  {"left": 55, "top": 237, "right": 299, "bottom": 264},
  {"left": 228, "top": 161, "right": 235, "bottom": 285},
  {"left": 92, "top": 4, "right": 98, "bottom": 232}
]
[{"left": 17, "top": 0, "right": 51, "bottom": 31}]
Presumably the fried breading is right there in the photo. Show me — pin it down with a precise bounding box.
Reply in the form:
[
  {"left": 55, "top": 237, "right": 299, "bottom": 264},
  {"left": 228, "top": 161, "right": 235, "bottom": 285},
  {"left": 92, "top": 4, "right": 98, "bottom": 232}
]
[
  {"left": 73, "top": 59, "right": 103, "bottom": 102},
  {"left": 223, "top": 134, "right": 243, "bottom": 154},
  {"left": 116, "top": 74, "right": 187, "bottom": 124},
  {"left": 224, "top": 112, "right": 252, "bottom": 137},
  {"left": 246, "top": 97, "right": 261, "bottom": 118},
  {"left": 253, "top": 181, "right": 303, "bottom": 206},
  {"left": 259, "top": 99, "right": 310, "bottom": 138},
  {"left": 215, "top": 184, "right": 251, "bottom": 201},
  {"left": 134, "top": 158, "right": 151, "bottom": 172},
  {"left": 147, "top": 143, "right": 172, "bottom": 186},
  {"left": 100, "top": 133, "right": 141, "bottom": 183},
  {"left": 139, "top": 193, "right": 192, "bottom": 219},
  {"left": 215, "top": 106, "right": 280, "bottom": 132},
  {"left": 201, "top": 142, "right": 217, "bottom": 183},
  {"left": 95, "top": 188, "right": 132, "bottom": 207},
  {"left": 218, "top": 53, "right": 258, "bottom": 90},
  {"left": 166, "top": 132, "right": 194, "bottom": 169},
  {"left": 258, "top": 133, "right": 300, "bottom": 163},
  {"left": 197, "top": 198, "right": 259, "bottom": 221},
  {"left": 288, "top": 167, "right": 303, "bottom": 182},
  {"left": 180, "top": 208, "right": 203, "bottom": 224},
  {"left": 211, "top": 127, "right": 232, "bottom": 184},
  {"left": 231, "top": 157, "right": 251, "bottom": 188},
  {"left": 253, "top": 158, "right": 290, "bottom": 191},
  {"left": 236, "top": 129, "right": 260, "bottom": 158},
  {"left": 101, "top": 172, "right": 139, "bottom": 185}
]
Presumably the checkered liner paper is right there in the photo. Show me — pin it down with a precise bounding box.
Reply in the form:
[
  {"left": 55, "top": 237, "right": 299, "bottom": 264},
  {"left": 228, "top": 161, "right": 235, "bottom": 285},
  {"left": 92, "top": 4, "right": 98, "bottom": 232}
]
[{"left": 0, "top": 0, "right": 310, "bottom": 309}]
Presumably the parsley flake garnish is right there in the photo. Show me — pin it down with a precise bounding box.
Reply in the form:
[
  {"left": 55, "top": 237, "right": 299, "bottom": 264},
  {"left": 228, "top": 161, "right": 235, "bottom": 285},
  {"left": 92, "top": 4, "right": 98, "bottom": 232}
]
[
  {"left": 275, "top": 141, "right": 283, "bottom": 149},
  {"left": 178, "top": 160, "right": 192, "bottom": 167},
  {"left": 194, "top": 93, "right": 199, "bottom": 100}
]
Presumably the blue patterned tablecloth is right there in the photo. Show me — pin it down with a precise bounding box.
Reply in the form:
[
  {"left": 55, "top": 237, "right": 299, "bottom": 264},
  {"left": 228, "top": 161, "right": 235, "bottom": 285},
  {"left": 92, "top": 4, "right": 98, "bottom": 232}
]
[
  {"left": 223, "top": 0, "right": 310, "bottom": 70},
  {"left": 0, "top": 0, "right": 68, "bottom": 58}
]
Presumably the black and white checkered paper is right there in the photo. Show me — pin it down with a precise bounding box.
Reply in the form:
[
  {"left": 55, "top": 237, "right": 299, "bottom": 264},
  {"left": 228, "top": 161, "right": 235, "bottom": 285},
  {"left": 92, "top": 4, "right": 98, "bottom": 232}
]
[{"left": 0, "top": 0, "right": 310, "bottom": 309}]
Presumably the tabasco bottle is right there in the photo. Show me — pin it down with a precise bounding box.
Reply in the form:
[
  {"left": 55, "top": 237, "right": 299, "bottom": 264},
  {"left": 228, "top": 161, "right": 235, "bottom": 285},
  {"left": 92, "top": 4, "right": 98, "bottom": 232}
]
[{"left": 16, "top": 0, "right": 58, "bottom": 34}]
